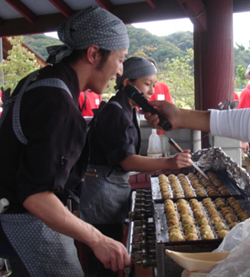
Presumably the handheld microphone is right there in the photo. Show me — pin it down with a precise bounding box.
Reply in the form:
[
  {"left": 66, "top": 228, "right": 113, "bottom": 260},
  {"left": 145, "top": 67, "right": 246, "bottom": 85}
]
[{"left": 124, "top": 84, "right": 172, "bottom": 131}]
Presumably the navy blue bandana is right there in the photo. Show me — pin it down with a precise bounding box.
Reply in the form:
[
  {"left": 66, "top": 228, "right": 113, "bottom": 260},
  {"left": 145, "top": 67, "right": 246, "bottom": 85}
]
[
  {"left": 116, "top": 57, "right": 157, "bottom": 89},
  {"left": 47, "top": 6, "right": 129, "bottom": 64}
]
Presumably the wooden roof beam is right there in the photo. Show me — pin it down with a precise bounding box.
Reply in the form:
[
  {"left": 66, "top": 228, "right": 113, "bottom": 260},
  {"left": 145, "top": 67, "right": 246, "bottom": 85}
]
[
  {"left": 146, "top": 0, "right": 156, "bottom": 9},
  {"left": 48, "top": 0, "right": 74, "bottom": 18},
  {"left": 95, "top": 0, "right": 113, "bottom": 11},
  {"left": 5, "top": 0, "right": 37, "bottom": 23},
  {"left": 176, "top": 0, "right": 207, "bottom": 32}
]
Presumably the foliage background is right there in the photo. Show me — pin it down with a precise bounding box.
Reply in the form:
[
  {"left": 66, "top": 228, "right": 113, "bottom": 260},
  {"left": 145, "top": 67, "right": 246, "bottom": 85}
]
[{"left": 1, "top": 25, "right": 250, "bottom": 108}]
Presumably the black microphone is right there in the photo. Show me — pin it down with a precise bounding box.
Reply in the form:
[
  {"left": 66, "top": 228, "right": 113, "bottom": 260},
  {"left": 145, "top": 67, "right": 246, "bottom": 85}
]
[{"left": 124, "top": 84, "right": 172, "bottom": 131}]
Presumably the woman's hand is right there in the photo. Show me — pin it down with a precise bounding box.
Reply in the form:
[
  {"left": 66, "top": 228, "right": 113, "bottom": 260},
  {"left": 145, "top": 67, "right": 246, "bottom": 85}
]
[{"left": 167, "top": 150, "right": 193, "bottom": 169}]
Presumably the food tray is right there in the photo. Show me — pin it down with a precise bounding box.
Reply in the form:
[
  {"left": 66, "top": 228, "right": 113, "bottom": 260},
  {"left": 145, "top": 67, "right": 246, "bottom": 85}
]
[
  {"left": 151, "top": 169, "right": 248, "bottom": 202},
  {"left": 154, "top": 196, "right": 250, "bottom": 245}
]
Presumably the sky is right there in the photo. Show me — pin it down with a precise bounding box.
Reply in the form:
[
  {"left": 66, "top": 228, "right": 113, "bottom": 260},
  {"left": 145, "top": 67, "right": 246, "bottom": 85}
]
[{"left": 45, "top": 11, "right": 250, "bottom": 49}]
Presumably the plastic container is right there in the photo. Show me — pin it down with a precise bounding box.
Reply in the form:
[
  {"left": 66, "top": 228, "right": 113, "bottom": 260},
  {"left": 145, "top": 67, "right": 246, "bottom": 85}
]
[
  {"left": 147, "top": 129, "right": 162, "bottom": 158},
  {"left": 157, "top": 129, "right": 170, "bottom": 157}
]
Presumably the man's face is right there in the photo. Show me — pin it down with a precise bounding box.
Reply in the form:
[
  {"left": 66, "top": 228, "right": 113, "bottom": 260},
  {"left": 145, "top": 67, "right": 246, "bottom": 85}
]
[{"left": 91, "top": 49, "right": 128, "bottom": 94}]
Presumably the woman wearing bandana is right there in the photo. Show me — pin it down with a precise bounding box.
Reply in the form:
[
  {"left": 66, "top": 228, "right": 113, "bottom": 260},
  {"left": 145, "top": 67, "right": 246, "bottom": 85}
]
[
  {"left": 0, "top": 6, "right": 131, "bottom": 276},
  {"left": 80, "top": 57, "right": 193, "bottom": 276}
]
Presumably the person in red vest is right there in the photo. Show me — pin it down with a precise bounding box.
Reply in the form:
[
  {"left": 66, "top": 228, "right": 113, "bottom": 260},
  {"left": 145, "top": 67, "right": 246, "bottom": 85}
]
[
  {"left": 78, "top": 89, "right": 102, "bottom": 116},
  {"left": 149, "top": 81, "right": 173, "bottom": 102},
  {"left": 237, "top": 65, "right": 250, "bottom": 152},
  {"left": 146, "top": 57, "right": 173, "bottom": 103}
]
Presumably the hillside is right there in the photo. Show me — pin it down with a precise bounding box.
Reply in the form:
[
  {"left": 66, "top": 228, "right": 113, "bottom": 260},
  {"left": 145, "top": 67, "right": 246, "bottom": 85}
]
[{"left": 23, "top": 25, "right": 250, "bottom": 72}]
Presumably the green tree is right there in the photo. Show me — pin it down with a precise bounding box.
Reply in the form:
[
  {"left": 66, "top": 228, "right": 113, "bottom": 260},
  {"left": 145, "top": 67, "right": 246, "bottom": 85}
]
[
  {"left": 0, "top": 36, "right": 41, "bottom": 92},
  {"left": 235, "top": 65, "right": 248, "bottom": 89},
  {"left": 163, "top": 48, "right": 194, "bottom": 109}
]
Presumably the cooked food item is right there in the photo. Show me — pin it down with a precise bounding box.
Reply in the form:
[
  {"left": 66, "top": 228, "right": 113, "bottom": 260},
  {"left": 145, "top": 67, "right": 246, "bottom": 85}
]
[
  {"left": 164, "top": 199, "right": 174, "bottom": 208},
  {"left": 220, "top": 207, "right": 234, "bottom": 217},
  {"left": 226, "top": 197, "right": 237, "bottom": 205},
  {"left": 210, "top": 215, "right": 224, "bottom": 225},
  {"left": 199, "top": 224, "right": 212, "bottom": 235},
  {"left": 215, "top": 200, "right": 227, "bottom": 210},
  {"left": 214, "top": 222, "right": 228, "bottom": 231},
  {"left": 165, "top": 205, "right": 176, "bottom": 215},
  {"left": 229, "top": 222, "right": 239, "bottom": 229},
  {"left": 196, "top": 216, "right": 209, "bottom": 226},
  {"left": 224, "top": 213, "right": 237, "bottom": 224},
  {"left": 162, "top": 191, "right": 171, "bottom": 199},
  {"left": 185, "top": 233, "right": 199, "bottom": 241},
  {"left": 234, "top": 207, "right": 245, "bottom": 215},
  {"left": 201, "top": 231, "right": 215, "bottom": 240},
  {"left": 169, "top": 231, "right": 184, "bottom": 242},
  {"left": 168, "top": 224, "right": 181, "bottom": 233},
  {"left": 218, "top": 229, "right": 229, "bottom": 239},
  {"left": 237, "top": 211, "right": 249, "bottom": 221},
  {"left": 181, "top": 214, "right": 194, "bottom": 225}
]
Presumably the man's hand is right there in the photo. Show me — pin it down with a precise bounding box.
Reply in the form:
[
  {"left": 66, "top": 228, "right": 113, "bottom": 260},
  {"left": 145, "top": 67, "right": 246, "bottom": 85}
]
[
  {"left": 144, "top": 100, "right": 180, "bottom": 130},
  {"left": 91, "top": 235, "right": 131, "bottom": 272}
]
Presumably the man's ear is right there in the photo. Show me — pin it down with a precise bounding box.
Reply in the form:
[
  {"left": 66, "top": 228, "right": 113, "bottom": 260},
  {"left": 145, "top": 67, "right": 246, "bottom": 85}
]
[{"left": 86, "top": 45, "right": 100, "bottom": 64}]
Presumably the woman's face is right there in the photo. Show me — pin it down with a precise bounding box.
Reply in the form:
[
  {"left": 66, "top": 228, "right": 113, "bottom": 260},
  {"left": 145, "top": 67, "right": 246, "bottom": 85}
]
[{"left": 132, "top": 75, "right": 157, "bottom": 100}]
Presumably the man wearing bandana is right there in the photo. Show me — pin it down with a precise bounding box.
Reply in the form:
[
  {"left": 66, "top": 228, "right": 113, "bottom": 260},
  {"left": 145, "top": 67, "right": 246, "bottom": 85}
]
[{"left": 0, "top": 6, "right": 130, "bottom": 276}]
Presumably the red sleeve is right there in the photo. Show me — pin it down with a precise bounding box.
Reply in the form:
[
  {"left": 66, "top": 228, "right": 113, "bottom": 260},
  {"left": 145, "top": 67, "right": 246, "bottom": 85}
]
[{"left": 238, "top": 87, "right": 250, "bottom": 109}]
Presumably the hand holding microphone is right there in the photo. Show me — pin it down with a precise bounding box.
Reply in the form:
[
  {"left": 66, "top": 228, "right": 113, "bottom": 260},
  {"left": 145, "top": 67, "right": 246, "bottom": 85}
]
[{"left": 124, "top": 84, "right": 172, "bottom": 131}]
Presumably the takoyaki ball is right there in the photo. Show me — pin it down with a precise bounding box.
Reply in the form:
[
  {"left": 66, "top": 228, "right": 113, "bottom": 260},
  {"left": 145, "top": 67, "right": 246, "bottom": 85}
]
[
  {"left": 167, "top": 215, "right": 179, "bottom": 226},
  {"left": 177, "top": 203, "right": 189, "bottom": 213},
  {"left": 183, "top": 225, "right": 198, "bottom": 236},
  {"left": 177, "top": 199, "right": 188, "bottom": 206},
  {"left": 181, "top": 214, "right": 194, "bottom": 225},
  {"left": 196, "top": 216, "right": 209, "bottom": 226},
  {"left": 206, "top": 207, "right": 219, "bottom": 217},
  {"left": 169, "top": 231, "right": 184, "bottom": 242},
  {"left": 165, "top": 205, "right": 176, "bottom": 215},
  {"left": 168, "top": 224, "right": 181, "bottom": 233},
  {"left": 189, "top": 198, "right": 199, "bottom": 208},
  {"left": 185, "top": 233, "right": 199, "bottom": 241},
  {"left": 219, "top": 188, "right": 230, "bottom": 196},
  {"left": 237, "top": 211, "right": 249, "bottom": 222},
  {"left": 158, "top": 174, "right": 167, "bottom": 180},
  {"left": 190, "top": 180, "right": 201, "bottom": 188},
  {"left": 214, "top": 222, "right": 228, "bottom": 231},
  {"left": 164, "top": 199, "right": 174, "bottom": 208},
  {"left": 202, "top": 231, "right": 215, "bottom": 240},
  {"left": 168, "top": 174, "right": 177, "bottom": 182},
  {"left": 220, "top": 207, "right": 234, "bottom": 217},
  {"left": 234, "top": 207, "right": 245, "bottom": 215},
  {"left": 227, "top": 197, "right": 237, "bottom": 205},
  {"left": 192, "top": 209, "right": 205, "bottom": 219},
  {"left": 185, "top": 190, "right": 195, "bottom": 197},
  {"left": 224, "top": 213, "right": 237, "bottom": 224},
  {"left": 203, "top": 202, "right": 216, "bottom": 210},
  {"left": 173, "top": 192, "right": 183, "bottom": 198},
  {"left": 195, "top": 188, "right": 207, "bottom": 197},
  {"left": 160, "top": 183, "right": 169, "bottom": 191},
  {"left": 199, "top": 224, "right": 212, "bottom": 234},
  {"left": 214, "top": 197, "right": 225, "bottom": 204},
  {"left": 229, "top": 222, "right": 239, "bottom": 229},
  {"left": 162, "top": 191, "right": 171, "bottom": 199},
  {"left": 230, "top": 201, "right": 242, "bottom": 210},
  {"left": 215, "top": 200, "right": 227, "bottom": 210},
  {"left": 206, "top": 188, "right": 218, "bottom": 196},
  {"left": 210, "top": 215, "right": 224, "bottom": 225},
  {"left": 179, "top": 208, "right": 191, "bottom": 218},
  {"left": 213, "top": 180, "right": 222, "bottom": 187},
  {"left": 218, "top": 230, "right": 229, "bottom": 239},
  {"left": 167, "top": 211, "right": 178, "bottom": 220}
]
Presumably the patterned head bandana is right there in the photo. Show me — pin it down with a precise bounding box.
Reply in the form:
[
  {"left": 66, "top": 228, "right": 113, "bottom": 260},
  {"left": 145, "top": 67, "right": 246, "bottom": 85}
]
[
  {"left": 115, "top": 57, "right": 157, "bottom": 89},
  {"left": 46, "top": 6, "right": 129, "bottom": 64}
]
